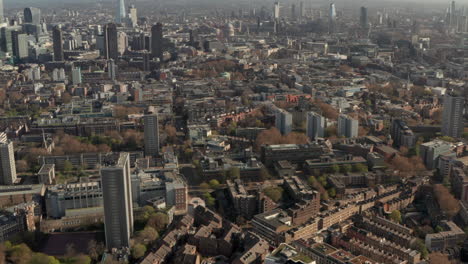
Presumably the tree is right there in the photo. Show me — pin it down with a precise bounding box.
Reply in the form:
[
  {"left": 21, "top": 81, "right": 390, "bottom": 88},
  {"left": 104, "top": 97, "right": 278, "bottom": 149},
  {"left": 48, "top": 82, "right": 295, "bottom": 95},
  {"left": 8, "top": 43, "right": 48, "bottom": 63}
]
[
  {"left": 308, "top": 176, "right": 317, "bottom": 186},
  {"left": 330, "top": 164, "right": 340, "bottom": 174},
  {"left": 263, "top": 187, "right": 283, "bottom": 203},
  {"left": 389, "top": 210, "right": 402, "bottom": 223},
  {"left": 208, "top": 179, "right": 220, "bottom": 189},
  {"left": 63, "top": 254, "right": 91, "bottom": 264},
  {"left": 259, "top": 167, "right": 271, "bottom": 181},
  {"left": 87, "top": 240, "right": 104, "bottom": 262},
  {"left": 131, "top": 244, "right": 146, "bottom": 260},
  {"left": 147, "top": 212, "right": 169, "bottom": 232},
  {"left": 63, "top": 160, "right": 73, "bottom": 173},
  {"left": 164, "top": 125, "right": 177, "bottom": 143},
  {"left": 203, "top": 192, "right": 216, "bottom": 207},
  {"left": 8, "top": 243, "right": 32, "bottom": 264},
  {"left": 433, "top": 184, "right": 460, "bottom": 218},
  {"left": 340, "top": 164, "right": 352, "bottom": 173},
  {"left": 412, "top": 239, "right": 428, "bottom": 259},
  {"left": 435, "top": 225, "right": 443, "bottom": 233},
  {"left": 16, "top": 160, "right": 29, "bottom": 173},
  {"left": 315, "top": 100, "right": 339, "bottom": 120},
  {"left": 29, "top": 253, "right": 59, "bottom": 264},
  {"left": 199, "top": 182, "right": 210, "bottom": 191},
  {"left": 327, "top": 188, "right": 336, "bottom": 198},
  {"left": 352, "top": 163, "right": 368, "bottom": 173},
  {"left": 137, "top": 226, "right": 159, "bottom": 244}
]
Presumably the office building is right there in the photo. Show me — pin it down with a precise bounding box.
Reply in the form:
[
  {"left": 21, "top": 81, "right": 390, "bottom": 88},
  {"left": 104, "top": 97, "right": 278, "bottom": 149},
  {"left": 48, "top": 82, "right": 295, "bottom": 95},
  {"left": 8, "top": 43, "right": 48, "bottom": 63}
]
[
  {"left": 275, "top": 108, "right": 292, "bottom": 135},
  {"left": 116, "top": 0, "right": 126, "bottom": 24},
  {"left": 107, "top": 59, "right": 117, "bottom": 80},
  {"left": 104, "top": 23, "right": 119, "bottom": 60},
  {"left": 360, "top": 6, "right": 368, "bottom": 28},
  {"left": 24, "top": 7, "right": 41, "bottom": 25},
  {"left": 299, "top": 1, "right": 304, "bottom": 18},
  {"left": 12, "top": 31, "right": 28, "bottom": 59},
  {"left": 337, "top": 114, "right": 358, "bottom": 138},
  {"left": 419, "top": 140, "right": 452, "bottom": 169},
  {"left": 442, "top": 92, "right": 464, "bottom": 138},
  {"left": 291, "top": 4, "right": 296, "bottom": 19},
  {"left": 128, "top": 5, "right": 137, "bottom": 27},
  {"left": 274, "top": 2, "right": 280, "bottom": 19},
  {"left": 101, "top": 153, "right": 133, "bottom": 250},
  {"left": 391, "top": 119, "right": 416, "bottom": 148},
  {"left": 0, "top": 0, "right": 3, "bottom": 23},
  {"left": 0, "top": 141, "right": 17, "bottom": 185},
  {"left": 329, "top": 3, "right": 336, "bottom": 33},
  {"left": 0, "top": 27, "right": 13, "bottom": 55},
  {"left": 144, "top": 113, "right": 159, "bottom": 157},
  {"left": 71, "top": 67, "right": 82, "bottom": 85},
  {"left": 151, "top": 23, "right": 163, "bottom": 61},
  {"left": 52, "top": 26, "right": 64, "bottom": 61},
  {"left": 306, "top": 112, "right": 325, "bottom": 140}
]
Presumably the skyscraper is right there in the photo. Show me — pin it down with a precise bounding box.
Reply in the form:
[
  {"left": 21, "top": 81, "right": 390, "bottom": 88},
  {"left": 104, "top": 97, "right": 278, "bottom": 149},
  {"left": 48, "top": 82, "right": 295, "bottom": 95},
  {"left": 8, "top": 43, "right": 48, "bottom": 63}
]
[
  {"left": 12, "top": 31, "right": 28, "bottom": 59},
  {"left": 337, "top": 114, "right": 358, "bottom": 138},
  {"left": 0, "top": 141, "right": 17, "bottom": 185},
  {"left": 129, "top": 5, "right": 137, "bottom": 27},
  {"left": 291, "top": 4, "right": 296, "bottom": 19},
  {"left": 329, "top": 3, "right": 336, "bottom": 34},
  {"left": 360, "top": 6, "right": 368, "bottom": 29},
  {"left": 151, "top": 23, "right": 163, "bottom": 61},
  {"left": 53, "top": 26, "right": 64, "bottom": 61},
  {"left": 306, "top": 112, "right": 325, "bottom": 140},
  {"left": 144, "top": 112, "right": 159, "bottom": 157},
  {"left": 71, "top": 67, "right": 82, "bottom": 85},
  {"left": 442, "top": 92, "right": 464, "bottom": 138},
  {"left": 451, "top": 1, "right": 456, "bottom": 28},
  {"left": 101, "top": 153, "right": 133, "bottom": 250},
  {"left": 299, "top": 1, "right": 304, "bottom": 18},
  {"left": 107, "top": 59, "right": 117, "bottom": 81},
  {"left": 104, "top": 23, "right": 119, "bottom": 60},
  {"left": 0, "top": 0, "right": 4, "bottom": 23},
  {"left": 275, "top": 108, "right": 292, "bottom": 135},
  {"left": 24, "top": 7, "right": 41, "bottom": 25},
  {"left": 116, "top": 0, "right": 126, "bottom": 24},
  {"left": 274, "top": 2, "right": 280, "bottom": 19}
]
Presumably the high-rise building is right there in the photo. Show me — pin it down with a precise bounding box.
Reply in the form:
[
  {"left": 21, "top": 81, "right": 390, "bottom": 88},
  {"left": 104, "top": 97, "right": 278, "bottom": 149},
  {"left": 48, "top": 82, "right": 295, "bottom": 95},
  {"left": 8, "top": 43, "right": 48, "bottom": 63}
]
[
  {"left": 306, "top": 112, "right": 325, "bottom": 140},
  {"left": 299, "top": 1, "right": 304, "bottom": 18},
  {"left": 117, "top": 31, "right": 127, "bottom": 55},
  {"left": 275, "top": 108, "right": 292, "bottom": 135},
  {"left": 151, "top": 23, "right": 163, "bottom": 61},
  {"left": 291, "top": 4, "right": 296, "bottom": 19},
  {"left": 107, "top": 59, "right": 117, "bottom": 80},
  {"left": 0, "top": 141, "right": 17, "bottom": 185},
  {"left": 128, "top": 5, "right": 137, "bottom": 27},
  {"left": 451, "top": 1, "right": 456, "bottom": 28},
  {"left": 142, "top": 51, "right": 150, "bottom": 71},
  {"left": 24, "top": 7, "right": 41, "bottom": 25},
  {"left": 442, "top": 92, "right": 465, "bottom": 138},
  {"left": 116, "top": 0, "right": 126, "bottom": 24},
  {"left": 104, "top": 23, "right": 118, "bottom": 60},
  {"left": 52, "top": 26, "right": 64, "bottom": 61},
  {"left": 1, "top": 27, "right": 13, "bottom": 54},
  {"left": 101, "top": 153, "right": 133, "bottom": 250},
  {"left": 337, "top": 114, "right": 358, "bottom": 138},
  {"left": 12, "top": 31, "right": 28, "bottom": 59},
  {"left": 360, "top": 6, "right": 368, "bottom": 28},
  {"left": 274, "top": 2, "right": 280, "bottom": 19},
  {"left": 391, "top": 119, "right": 416, "bottom": 148},
  {"left": 144, "top": 113, "right": 159, "bottom": 157},
  {"left": 0, "top": 0, "right": 4, "bottom": 23},
  {"left": 329, "top": 3, "right": 336, "bottom": 34},
  {"left": 71, "top": 67, "right": 82, "bottom": 85}
]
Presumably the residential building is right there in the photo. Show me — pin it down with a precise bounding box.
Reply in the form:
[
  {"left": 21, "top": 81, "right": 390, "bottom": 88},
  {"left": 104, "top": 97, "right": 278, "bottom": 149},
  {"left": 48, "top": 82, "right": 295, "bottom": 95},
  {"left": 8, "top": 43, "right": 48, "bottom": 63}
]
[
  {"left": 306, "top": 112, "right": 325, "bottom": 140},
  {"left": 143, "top": 113, "right": 159, "bottom": 157},
  {"left": 442, "top": 92, "right": 464, "bottom": 138},
  {"left": 275, "top": 108, "right": 292, "bottom": 135},
  {"left": 337, "top": 115, "right": 358, "bottom": 138},
  {"left": 0, "top": 141, "right": 16, "bottom": 185}
]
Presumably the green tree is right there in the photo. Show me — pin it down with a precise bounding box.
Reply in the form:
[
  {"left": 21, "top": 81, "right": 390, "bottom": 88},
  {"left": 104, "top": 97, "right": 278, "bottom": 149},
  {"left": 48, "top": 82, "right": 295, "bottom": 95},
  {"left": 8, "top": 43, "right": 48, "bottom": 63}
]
[
  {"left": 317, "top": 176, "right": 328, "bottom": 188},
  {"left": 29, "top": 253, "right": 60, "bottom": 264},
  {"left": 435, "top": 225, "right": 444, "bottom": 233},
  {"left": 8, "top": 243, "right": 32, "bottom": 264},
  {"left": 131, "top": 244, "right": 146, "bottom": 259},
  {"left": 228, "top": 167, "right": 241, "bottom": 179},
  {"left": 199, "top": 182, "right": 210, "bottom": 191},
  {"left": 140, "top": 205, "right": 156, "bottom": 221},
  {"left": 308, "top": 176, "right": 317, "bottom": 186},
  {"left": 147, "top": 212, "right": 169, "bottom": 232},
  {"left": 259, "top": 167, "right": 271, "bottom": 181},
  {"left": 263, "top": 187, "right": 283, "bottom": 203},
  {"left": 63, "top": 161, "right": 73, "bottom": 174},
  {"left": 327, "top": 188, "right": 336, "bottom": 198},
  {"left": 330, "top": 164, "right": 340, "bottom": 174},
  {"left": 352, "top": 163, "right": 368, "bottom": 173},
  {"left": 412, "top": 239, "right": 428, "bottom": 259},
  {"left": 137, "top": 226, "right": 159, "bottom": 244},
  {"left": 341, "top": 164, "right": 352, "bottom": 173},
  {"left": 208, "top": 179, "right": 220, "bottom": 189},
  {"left": 203, "top": 192, "right": 216, "bottom": 207},
  {"left": 389, "top": 210, "right": 402, "bottom": 223}
]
